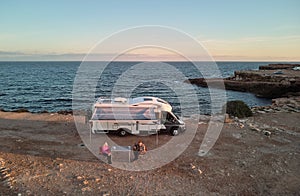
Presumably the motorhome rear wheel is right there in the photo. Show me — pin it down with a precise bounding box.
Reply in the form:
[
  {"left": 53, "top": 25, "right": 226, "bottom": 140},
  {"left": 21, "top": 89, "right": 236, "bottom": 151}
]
[{"left": 118, "top": 129, "right": 127, "bottom": 136}]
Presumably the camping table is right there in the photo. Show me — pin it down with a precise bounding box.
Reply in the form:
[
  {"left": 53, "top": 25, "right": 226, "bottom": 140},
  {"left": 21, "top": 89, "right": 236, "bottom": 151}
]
[{"left": 111, "top": 146, "right": 131, "bottom": 162}]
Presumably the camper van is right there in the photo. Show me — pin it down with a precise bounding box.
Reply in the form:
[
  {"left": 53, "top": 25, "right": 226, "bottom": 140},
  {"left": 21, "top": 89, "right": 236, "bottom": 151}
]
[{"left": 89, "top": 97, "right": 185, "bottom": 136}]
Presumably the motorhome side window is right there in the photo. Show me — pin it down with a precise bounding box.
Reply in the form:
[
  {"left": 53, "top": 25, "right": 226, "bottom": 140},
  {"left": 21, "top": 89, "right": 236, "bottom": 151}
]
[{"left": 161, "top": 112, "right": 167, "bottom": 123}]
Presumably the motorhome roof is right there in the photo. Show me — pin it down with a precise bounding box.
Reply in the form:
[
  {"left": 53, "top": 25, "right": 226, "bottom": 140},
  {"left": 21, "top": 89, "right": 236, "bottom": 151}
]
[
  {"left": 130, "top": 97, "right": 169, "bottom": 105},
  {"left": 95, "top": 97, "right": 172, "bottom": 112},
  {"left": 94, "top": 104, "right": 159, "bottom": 109}
]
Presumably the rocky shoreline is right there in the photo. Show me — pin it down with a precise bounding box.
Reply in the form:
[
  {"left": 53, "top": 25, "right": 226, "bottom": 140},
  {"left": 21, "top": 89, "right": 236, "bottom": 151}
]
[
  {"left": 252, "top": 96, "right": 300, "bottom": 114},
  {"left": 188, "top": 63, "right": 300, "bottom": 98},
  {"left": 236, "top": 96, "right": 300, "bottom": 137}
]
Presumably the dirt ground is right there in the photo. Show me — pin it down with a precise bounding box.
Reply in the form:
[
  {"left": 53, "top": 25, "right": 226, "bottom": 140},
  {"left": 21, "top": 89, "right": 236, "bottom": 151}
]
[{"left": 0, "top": 111, "right": 299, "bottom": 195}]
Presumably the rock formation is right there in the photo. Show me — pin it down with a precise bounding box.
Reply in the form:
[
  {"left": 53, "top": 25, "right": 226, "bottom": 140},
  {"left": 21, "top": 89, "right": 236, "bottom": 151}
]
[
  {"left": 259, "top": 63, "right": 300, "bottom": 70},
  {"left": 187, "top": 64, "right": 300, "bottom": 98}
]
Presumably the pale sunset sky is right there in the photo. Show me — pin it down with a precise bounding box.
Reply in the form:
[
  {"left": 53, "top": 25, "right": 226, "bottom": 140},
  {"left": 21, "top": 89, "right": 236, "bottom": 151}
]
[{"left": 0, "top": 0, "right": 299, "bottom": 61}]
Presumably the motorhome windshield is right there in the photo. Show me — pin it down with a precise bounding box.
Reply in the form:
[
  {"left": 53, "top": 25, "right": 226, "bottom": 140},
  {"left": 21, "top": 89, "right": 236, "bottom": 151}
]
[{"left": 162, "top": 111, "right": 179, "bottom": 123}]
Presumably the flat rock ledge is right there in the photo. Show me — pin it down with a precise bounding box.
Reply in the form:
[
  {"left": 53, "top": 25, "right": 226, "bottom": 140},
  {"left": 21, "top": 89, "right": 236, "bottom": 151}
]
[{"left": 187, "top": 64, "right": 300, "bottom": 98}]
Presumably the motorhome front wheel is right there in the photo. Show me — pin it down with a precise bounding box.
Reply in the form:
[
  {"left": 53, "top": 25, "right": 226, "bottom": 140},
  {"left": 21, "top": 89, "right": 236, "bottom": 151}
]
[{"left": 170, "top": 128, "right": 179, "bottom": 136}]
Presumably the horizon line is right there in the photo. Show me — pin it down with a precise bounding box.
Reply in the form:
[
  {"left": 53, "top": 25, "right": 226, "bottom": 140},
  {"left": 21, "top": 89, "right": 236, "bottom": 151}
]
[{"left": 0, "top": 60, "right": 300, "bottom": 63}]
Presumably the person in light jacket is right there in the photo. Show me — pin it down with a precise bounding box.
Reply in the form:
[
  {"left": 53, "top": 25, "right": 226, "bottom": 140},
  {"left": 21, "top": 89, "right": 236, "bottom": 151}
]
[{"left": 99, "top": 142, "right": 112, "bottom": 164}]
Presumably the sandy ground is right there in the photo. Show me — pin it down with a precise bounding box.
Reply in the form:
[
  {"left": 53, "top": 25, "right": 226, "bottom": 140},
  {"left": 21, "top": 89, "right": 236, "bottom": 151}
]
[{"left": 0, "top": 111, "right": 299, "bottom": 195}]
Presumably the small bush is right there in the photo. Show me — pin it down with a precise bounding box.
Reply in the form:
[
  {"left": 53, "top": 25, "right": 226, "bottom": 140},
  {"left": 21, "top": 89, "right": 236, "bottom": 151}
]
[{"left": 224, "top": 100, "right": 252, "bottom": 118}]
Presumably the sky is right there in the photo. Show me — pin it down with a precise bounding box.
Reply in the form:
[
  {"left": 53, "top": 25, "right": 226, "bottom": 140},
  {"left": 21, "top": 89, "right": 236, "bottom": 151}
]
[{"left": 0, "top": 0, "right": 299, "bottom": 61}]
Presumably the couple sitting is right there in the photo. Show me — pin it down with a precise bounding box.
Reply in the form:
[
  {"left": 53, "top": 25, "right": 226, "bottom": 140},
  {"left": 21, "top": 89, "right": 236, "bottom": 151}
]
[{"left": 100, "top": 140, "right": 147, "bottom": 163}]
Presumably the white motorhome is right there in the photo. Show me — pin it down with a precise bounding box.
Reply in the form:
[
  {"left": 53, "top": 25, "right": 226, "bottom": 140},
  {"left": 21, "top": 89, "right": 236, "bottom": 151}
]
[{"left": 89, "top": 97, "right": 185, "bottom": 136}]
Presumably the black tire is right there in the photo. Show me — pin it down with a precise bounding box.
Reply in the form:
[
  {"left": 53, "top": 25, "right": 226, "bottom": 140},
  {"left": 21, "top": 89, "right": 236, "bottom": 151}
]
[
  {"left": 170, "top": 127, "right": 179, "bottom": 136},
  {"left": 118, "top": 129, "right": 127, "bottom": 137}
]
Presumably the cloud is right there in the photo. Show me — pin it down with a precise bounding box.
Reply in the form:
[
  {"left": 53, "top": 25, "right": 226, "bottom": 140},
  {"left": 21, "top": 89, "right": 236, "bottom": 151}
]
[
  {"left": 0, "top": 51, "right": 82, "bottom": 61},
  {"left": 0, "top": 51, "right": 27, "bottom": 55},
  {"left": 199, "top": 35, "right": 300, "bottom": 61},
  {"left": 0, "top": 47, "right": 199, "bottom": 61},
  {"left": 200, "top": 35, "right": 300, "bottom": 44},
  {"left": 0, "top": 51, "right": 184, "bottom": 61},
  {"left": 1, "top": 34, "right": 300, "bottom": 61},
  {"left": 212, "top": 54, "right": 300, "bottom": 61}
]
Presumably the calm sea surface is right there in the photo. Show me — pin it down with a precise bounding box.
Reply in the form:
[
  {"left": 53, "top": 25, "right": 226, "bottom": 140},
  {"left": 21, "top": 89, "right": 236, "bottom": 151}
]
[{"left": 1, "top": 61, "right": 292, "bottom": 115}]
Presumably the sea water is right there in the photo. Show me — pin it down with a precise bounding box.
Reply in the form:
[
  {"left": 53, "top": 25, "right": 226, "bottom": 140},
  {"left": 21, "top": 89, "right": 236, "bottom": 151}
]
[{"left": 0, "top": 61, "right": 278, "bottom": 115}]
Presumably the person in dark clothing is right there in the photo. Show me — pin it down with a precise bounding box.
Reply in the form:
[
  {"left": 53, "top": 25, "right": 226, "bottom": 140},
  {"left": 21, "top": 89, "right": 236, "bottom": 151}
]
[
  {"left": 133, "top": 143, "right": 140, "bottom": 161},
  {"left": 132, "top": 140, "right": 147, "bottom": 161}
]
